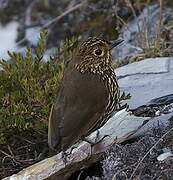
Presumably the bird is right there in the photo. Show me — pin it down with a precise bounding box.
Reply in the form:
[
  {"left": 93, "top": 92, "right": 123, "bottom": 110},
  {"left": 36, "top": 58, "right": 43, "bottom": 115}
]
[{"left": 48, "top": 37, "right": 123, "bottom": 153}]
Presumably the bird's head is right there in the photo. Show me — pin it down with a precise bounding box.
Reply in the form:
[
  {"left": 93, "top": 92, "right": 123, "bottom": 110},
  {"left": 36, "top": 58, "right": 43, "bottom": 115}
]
[{"left": 74, "top": 37, "right": 123, "bottom": 72}]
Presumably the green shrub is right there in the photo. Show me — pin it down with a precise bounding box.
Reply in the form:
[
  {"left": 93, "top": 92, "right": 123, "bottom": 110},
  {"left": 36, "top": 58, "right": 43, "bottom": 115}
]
[{"left": 0, "top": 30, "right": 76, "bottom": 144}]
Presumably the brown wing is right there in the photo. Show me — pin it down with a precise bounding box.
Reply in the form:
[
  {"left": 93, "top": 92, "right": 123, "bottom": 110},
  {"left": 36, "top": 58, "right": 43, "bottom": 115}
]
[{"left": 48, "top": 67, "right": 108, "bottom": 151}]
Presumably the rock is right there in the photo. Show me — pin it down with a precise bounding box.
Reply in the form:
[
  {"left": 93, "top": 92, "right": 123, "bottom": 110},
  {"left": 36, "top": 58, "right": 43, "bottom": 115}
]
[
  {"left": 116, "top": 57, "right": 169, "bottom": 78},
  {"left": 112, "top": 42, "right": 143, "bottom": 61},
  {"left": 157, "top": 152, "right": 173, "bottom": 161},
  {"left": 131, "top": 102, "right": 173, "bottom": 117},
  {"left": 0, "top": 0, "right": 8, "bottom": 8},
  {"left": 116, "top": 57, "right": 173, "bottom": 109},
  {"left": 25, "top": 27, "right": 40, "bottom": 45},
  {"left": 0, "top": 21, "right": 18, "bottom": 60},
  {"left": 146, "top": 94, "right": 173, "bottom": 106},
  {"left": 122, "top": 4, "right": 171, "bottom": 45},
  {"left": 112, "top": 4, "right": 171, "bottom": 61},
  {"left": 127, "top": 112, "right": 173, "bottom": 141},
  {"left": 3, "top": 109, "right": 148, "bottom": 180}
]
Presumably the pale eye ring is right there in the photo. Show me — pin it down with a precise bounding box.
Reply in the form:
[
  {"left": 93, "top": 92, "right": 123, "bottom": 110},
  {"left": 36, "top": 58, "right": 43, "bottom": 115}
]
[{"left": 94, "top": 49, "right": 104, "bottom": 56}]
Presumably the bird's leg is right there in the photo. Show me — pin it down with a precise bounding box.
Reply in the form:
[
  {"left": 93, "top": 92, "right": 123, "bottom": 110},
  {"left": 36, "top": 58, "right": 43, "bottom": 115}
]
[
  {"left": 95, "top": 130, "right": 100, "bottom": 142},
  {"left": 81, "top": 136, "right": 94, "bottom": 156},
  {"left": 94, "top": 130, "right": 110, "bottom": 144},
  {"left": 81, "top": 136, "right": 95, "bottom": 146}
]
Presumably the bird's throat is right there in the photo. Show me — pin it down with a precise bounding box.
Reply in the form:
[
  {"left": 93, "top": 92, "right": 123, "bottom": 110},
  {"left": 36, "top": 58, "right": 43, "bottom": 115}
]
[{"left": 75, "top": 60, "right": 110, "bottom": 74}]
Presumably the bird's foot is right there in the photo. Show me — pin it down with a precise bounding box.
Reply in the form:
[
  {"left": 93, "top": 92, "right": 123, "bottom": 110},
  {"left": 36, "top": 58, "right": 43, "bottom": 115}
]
[
  {"left": 62, "top": 151, "right": 68, "bottom": 165},
  {"left": 61, "top": 146, "right": 77, "bottom": 165}
]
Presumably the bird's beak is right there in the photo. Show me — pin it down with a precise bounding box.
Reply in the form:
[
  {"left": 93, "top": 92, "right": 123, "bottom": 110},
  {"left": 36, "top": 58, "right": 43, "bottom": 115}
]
[{"left": 110, "top": 39, "right": 124, "bottom": 50}]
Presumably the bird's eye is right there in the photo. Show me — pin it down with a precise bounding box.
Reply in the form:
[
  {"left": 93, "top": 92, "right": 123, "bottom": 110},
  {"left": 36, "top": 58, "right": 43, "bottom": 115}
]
[{"left": 94, "top": 49, "right": 103, "bottom": 56}]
